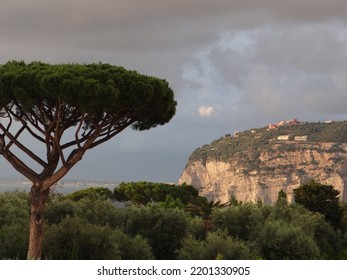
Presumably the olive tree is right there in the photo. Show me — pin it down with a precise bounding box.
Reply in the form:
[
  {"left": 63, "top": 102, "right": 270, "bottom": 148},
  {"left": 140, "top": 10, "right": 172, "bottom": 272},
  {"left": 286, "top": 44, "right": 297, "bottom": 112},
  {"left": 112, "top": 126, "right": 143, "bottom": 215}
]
[{"left": 0, "top": 61, "right": 176, "bottom": 259}]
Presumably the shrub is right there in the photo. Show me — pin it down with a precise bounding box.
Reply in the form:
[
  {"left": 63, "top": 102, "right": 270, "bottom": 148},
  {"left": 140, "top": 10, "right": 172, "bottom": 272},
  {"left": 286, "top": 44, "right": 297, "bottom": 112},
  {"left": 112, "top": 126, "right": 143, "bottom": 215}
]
[
  {"left": 123, "top": 206, "right": 188, "bottom": 259},
  {"left": 177, "top": 231, "right": 253, "bottom": 260},
  {"left": 43, "top": 217, "right": 120, "bottom": 260},
  {"left": 256, "top": 220, "right": 320, "bottom": 260},
  {"left": 0, "top": 191, "right": 30, "bottom": 259}
]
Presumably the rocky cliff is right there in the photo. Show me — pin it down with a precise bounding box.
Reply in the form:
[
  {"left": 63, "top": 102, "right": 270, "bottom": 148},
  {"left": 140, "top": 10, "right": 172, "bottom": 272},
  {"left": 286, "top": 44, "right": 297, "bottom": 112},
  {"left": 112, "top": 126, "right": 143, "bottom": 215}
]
[{"left": 179, "top": 121, "right": 347, "bottom": 204}]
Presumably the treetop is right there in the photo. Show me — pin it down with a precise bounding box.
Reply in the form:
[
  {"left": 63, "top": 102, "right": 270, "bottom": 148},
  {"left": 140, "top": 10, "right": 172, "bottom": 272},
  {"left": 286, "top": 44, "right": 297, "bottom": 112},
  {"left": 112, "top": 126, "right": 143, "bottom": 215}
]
[
  {"left": 0, "top": 61, "right": 176, "bottom": 130},
  {"left": 0, "top": 61, "right": 176, "bottom": 188}
]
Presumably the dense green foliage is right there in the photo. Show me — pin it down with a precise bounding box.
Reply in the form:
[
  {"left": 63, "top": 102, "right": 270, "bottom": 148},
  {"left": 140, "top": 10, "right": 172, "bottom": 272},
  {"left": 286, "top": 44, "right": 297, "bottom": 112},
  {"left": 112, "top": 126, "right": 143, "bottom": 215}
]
[
  {"left": 177, "top": 231, "right": 254, "bottom": 260},
  {"left": 294, "top": 180, "right": 342, "bottom": 228},
  {"left": 0, "top": 61, "right": 178, "bottom": 259},
  {"left": 0, "top": 61, "right": 176, "bottom": 131},
  {"left": 64, "top": 187, "right": 114, "bottom": 202},
  {"left": 0, "top": 61, "right": 177, "bottom": 259},
  {"left": 114, "top": 181, "right": 199, "bottom": 206},
  {"left": 0, "top": 191, "right": 29, "bottom": 259},
  {"left": 189, "top": 121, "right": 347, "bottom": 164},
  {"left": 1, "top": 187, "right": 347, "bottom": 260},
  {"left": 185, "top": 198, "right": 230, "bottom": 237}
]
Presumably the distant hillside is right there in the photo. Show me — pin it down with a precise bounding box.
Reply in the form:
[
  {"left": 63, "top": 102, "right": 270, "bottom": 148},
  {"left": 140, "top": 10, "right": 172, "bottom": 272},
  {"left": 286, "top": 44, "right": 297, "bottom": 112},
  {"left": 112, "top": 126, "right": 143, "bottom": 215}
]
[
  {"left": 188, "top": 121, "right": 347, "bottom": 165},
  {"left": 180, "top": 120, "right": 347, "bottom": 204}
]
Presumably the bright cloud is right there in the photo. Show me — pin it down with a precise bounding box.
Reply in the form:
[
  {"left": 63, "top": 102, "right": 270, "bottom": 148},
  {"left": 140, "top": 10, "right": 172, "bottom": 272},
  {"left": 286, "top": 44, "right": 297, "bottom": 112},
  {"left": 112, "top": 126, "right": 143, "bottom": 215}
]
[{"left": 198, "top": 106, "right": 215, "bottom": 117}]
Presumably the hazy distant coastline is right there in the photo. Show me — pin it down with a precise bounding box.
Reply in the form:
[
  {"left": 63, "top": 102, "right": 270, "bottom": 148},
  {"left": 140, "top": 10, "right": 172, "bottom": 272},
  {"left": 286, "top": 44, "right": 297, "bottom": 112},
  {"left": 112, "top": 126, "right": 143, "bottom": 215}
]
[{"left": 0, "top": 178, "right": 118, "bottom": 195}]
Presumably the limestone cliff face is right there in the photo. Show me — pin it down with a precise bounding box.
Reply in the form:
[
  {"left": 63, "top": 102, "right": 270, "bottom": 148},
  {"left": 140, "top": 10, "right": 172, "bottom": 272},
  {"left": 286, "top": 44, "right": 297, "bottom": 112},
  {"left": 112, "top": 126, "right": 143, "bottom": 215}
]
[{"left": 179, "top": 122, "right": 347, "bottom": 204}]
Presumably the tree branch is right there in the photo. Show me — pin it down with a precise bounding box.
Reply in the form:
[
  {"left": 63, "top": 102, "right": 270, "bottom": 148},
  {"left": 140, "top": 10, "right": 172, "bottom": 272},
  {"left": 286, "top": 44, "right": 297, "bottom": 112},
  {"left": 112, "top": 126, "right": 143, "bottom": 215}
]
[
  {"left": 74, "top": 114, "right": 85, "bottom": 149},
  {"left": 42, "top": 127, "right": 102, "bottom": 190},
  {"left": 2, "top": 147, "right": 38, "bottom": 183},
  {"left": 0, "top": 122, "right": 48, "bottom": 168},
  {"left": 60, "top": 128, "right": 93, "bottom": 150},
  {"left": 90, "top": 117, "right": 134, "bottom": 148},
  {"left": 19, "top": 119, "right": 47, "bottom": 144},
  {"left": 9, "top": 104, "right": 47, "bottom": 139}
]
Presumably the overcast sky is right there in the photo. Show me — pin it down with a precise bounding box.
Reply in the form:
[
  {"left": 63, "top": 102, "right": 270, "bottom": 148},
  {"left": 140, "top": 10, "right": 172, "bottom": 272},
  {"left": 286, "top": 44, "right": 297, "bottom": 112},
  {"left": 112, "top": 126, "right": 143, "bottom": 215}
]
[{"left": 1, "top": 0, "right": 347, "bottom": 183}]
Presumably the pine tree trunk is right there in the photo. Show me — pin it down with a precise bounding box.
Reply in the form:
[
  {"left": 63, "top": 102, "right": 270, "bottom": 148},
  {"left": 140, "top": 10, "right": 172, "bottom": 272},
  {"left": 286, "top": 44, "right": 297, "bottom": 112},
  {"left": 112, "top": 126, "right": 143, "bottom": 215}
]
[{"left": 27, "top": 185, "right": 49, "bottom": 260}]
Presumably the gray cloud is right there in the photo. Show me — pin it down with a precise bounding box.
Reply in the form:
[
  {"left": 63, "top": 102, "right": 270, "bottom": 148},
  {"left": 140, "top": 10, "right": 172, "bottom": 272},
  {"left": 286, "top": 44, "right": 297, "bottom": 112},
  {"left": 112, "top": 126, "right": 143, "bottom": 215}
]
[
  {"left": 186, "top": 23, "right": 347, "bottom": 124},
  {"left": 2, "top": 0, "right": 347, "bottom": 182},
  {"left": 2, "top": 0, "right": 347, "bottom": 54}
]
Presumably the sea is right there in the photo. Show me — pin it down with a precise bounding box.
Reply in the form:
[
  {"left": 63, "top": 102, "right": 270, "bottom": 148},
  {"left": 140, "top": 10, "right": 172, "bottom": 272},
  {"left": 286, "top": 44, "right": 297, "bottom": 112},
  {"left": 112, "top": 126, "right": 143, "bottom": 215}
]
[{"left": 0, "top": 178, "right": 118, "bottom": 195}]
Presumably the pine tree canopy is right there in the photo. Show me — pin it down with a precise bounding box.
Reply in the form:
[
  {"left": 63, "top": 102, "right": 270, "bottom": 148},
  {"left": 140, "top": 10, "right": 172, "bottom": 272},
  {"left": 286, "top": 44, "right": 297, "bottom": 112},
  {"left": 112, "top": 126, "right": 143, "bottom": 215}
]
[
  {"left": 0, "top": 61, "right": 176, "bottom": 186},
  {"left": 0, "top": 61, "right": 176, "bottom": 131}
]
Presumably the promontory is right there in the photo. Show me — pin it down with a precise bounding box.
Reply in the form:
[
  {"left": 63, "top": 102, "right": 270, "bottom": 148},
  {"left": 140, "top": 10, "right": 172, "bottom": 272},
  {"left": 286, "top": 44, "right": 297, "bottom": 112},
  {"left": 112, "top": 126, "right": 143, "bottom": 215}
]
[{"left": 179, "top": 120, "right": 347, "bottom": 204}]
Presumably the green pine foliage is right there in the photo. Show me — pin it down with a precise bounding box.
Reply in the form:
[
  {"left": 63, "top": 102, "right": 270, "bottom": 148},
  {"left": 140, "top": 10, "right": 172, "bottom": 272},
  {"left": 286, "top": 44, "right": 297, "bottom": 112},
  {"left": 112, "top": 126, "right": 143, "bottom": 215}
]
[
  {"left": 114, "top": 181, "right": 199, "bottom": 206},
  {"left": 294, "top": 180, "right": 342, "bottom": 228},
  {"left": 0, "top": 61, "right": 176, "bottom": 130},
  {"left": 64, "top": 187, "right": 114, "bottom": 202}
]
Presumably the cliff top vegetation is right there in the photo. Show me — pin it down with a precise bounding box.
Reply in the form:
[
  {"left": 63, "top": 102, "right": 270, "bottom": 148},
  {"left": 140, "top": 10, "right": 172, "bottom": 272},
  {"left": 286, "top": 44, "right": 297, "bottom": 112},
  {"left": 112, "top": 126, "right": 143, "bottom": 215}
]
[{"left": 189, "top": 120, "right": 347, "bottom": 164}]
